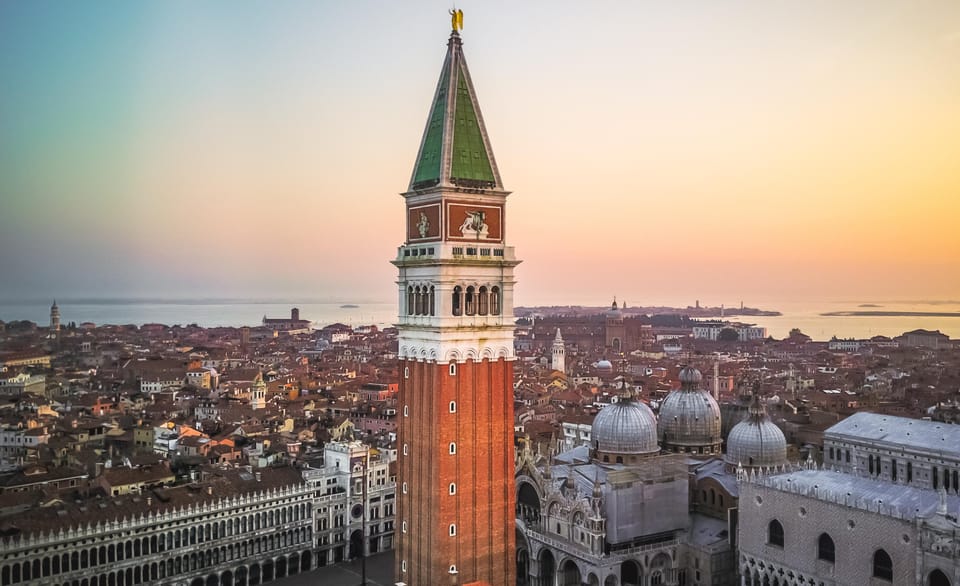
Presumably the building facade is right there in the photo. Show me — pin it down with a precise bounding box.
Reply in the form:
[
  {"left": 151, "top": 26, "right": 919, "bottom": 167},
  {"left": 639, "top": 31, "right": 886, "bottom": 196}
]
[
  {"left": 738, "top": 413, "right": 960, "bottom": 586},
  {"left": 0, "top": 467, "right": 313, "bottom": 586},
  {"left": 517, "top": 370, "right": 742, "bottom": 586},
  {"left": 393, "top": 18, "right": 519, "bottom": 586},
  {"left": 302, "top": 441, "right": 397, "bottom": 568}
]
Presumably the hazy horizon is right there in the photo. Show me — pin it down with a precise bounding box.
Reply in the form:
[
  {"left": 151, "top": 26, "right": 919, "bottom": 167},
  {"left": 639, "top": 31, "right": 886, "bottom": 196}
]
[{"left": 3, "top": 1, "right": 958, "bottom": 305}]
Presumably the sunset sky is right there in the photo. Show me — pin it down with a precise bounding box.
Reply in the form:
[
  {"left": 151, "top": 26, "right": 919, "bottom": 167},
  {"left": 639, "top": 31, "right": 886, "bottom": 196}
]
[{"left": 2, "top": 1, "right": 958, "bottom": 307}]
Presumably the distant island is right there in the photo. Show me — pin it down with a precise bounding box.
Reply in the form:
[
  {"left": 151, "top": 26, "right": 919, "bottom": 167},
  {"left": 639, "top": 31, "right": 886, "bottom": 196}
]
[
  {"left": 822, "top": 310, "right": 960, "bottom": 318},
  {"left": 858, "top": 303, "right": 883, "bottom": 308},
  {"left": 340, "top": 304, "right": 360, "bottom": 308},
  {"left": 516, "top": 304, "right": 781, "bottom": 318}
]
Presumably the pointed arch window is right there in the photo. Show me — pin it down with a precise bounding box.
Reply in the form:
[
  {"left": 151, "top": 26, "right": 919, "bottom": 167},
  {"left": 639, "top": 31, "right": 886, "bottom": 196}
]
[
  {"left": 767, "top": 519, "right": 784, "bottom": 548},
  {"left": 817, "top": 533, "right": 835, "bottom": 563},
  {"left": 873, "top": 549, "right": 892, "bottom": 581}
]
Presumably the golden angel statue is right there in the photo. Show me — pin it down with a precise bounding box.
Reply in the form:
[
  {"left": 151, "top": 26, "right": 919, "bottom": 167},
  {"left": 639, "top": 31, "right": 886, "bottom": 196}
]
[{"left": 450, "top": 9, "right": 463, "bottom": 31}]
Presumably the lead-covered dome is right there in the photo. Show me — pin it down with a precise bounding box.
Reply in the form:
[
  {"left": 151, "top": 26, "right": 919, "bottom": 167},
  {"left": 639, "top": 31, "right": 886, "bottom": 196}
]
[
  {"left": 725, "top": 395, "right": 787, "bottom": 469},
  {"left": 657, "top": 366, "right": 723, "bottom": 455},
  {"left": 592, "top": 396, "right": 659, "bottom": 460}
]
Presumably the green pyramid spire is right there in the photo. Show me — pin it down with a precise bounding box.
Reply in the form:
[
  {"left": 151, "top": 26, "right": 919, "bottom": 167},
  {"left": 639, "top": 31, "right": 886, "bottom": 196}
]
[{"left": 409, "top": 31, "right": 502, "bottom": 192}]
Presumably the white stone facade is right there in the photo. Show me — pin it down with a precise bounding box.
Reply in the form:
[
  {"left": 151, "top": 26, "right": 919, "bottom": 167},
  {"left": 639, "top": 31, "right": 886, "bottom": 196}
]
[{"left": 0, "top": 479, "right": 314, "bottom": 586}]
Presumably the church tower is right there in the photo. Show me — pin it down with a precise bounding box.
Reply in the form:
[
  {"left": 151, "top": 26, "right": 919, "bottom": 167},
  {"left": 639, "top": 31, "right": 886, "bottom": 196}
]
[
  {"left": 49, "top": 300, "right": 60, "bottom": 335},
  {"left": 551, "top": 328, "right": 565, "bottom": 374},
  {"left": 394, "top": 15, "right": 518, "bottom": 586},
  {"left": 251, "top": 373, "right": 266, "bottom": 410}
]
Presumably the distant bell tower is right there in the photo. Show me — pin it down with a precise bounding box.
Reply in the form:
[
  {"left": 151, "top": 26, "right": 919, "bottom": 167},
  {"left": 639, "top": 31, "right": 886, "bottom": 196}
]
[
  {"left": 393, "top": 13, "right": 518, "bottom": 586},
  {"left": 49, "top": 300, "right": 61, "bottom": 340},
  {"left": 251, "top": 373, "right": 266, "bottom": 410},
  {"left": 551, "top": 328, "right": 565, "bottom": 374}
]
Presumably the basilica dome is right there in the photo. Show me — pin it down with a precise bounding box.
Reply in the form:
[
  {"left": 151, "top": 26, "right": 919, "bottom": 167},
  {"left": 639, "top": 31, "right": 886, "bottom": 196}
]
[
  {"left": 657, "top": 366, "right": 723, "bottom": 454},
  {"left": 725, "top": 395, "right": 788, "bottom": 469},
  {"left": 592, "top": 396, "right": 659, "bottom": 459}
]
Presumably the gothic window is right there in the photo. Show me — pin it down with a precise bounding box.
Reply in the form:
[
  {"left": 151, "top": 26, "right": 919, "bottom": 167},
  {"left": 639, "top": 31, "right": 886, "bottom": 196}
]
[
  {"left": 817, "top": 533, "right": 835, "bottom": 563},
  {"left": 452, "top": 286, "right": 462, "bottom": 316},
  {"left": 928, "top": 569, "right": 951, "bottom": 586},
  {"left": 478, "top": 286, "right": 488, "bottom": 315},
  {"left": 873, "top": 549, "right": 893, "bottom": 581},
  {"left": 767, "top": 519, "right": 784, "bottom": 548},
  {"left": 465, "top": 286, "right": 476, "bottom": 315},
  {"left": 490, "top": 286, "right": 501, "bottom": 315}
]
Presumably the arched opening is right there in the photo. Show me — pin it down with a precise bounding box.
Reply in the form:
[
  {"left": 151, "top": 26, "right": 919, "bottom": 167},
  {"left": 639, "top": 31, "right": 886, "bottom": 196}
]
[
  {"left": 560, "top": 559, "right": 581, "bottom": 586},
  {"left": 349, "top": 530, "right": 364, "bottom": 559},
  {"left": 262, "top": 559, "right": 274, "bottom": 583},
  {"left": 873, "top": 549, "right": 892, "bottom": 581},
  {"left": 205, "top": 575, "right": 217, "bottom": 586},
  {"left": 465, "top": 286, "right": 476, "bottom": 315},
  {"left": 650, "top": 553, "right": 670, "bottom": 585},
  {"left": 429, "top": 285, "right": 435, "bottom": 316},
  {"left": 517, "top": 481, "right": 541, "bottom": 525},
  {"left": 236, "top": 566, "right": 248, "bottom": 586},
  {"left": 300, "top": 550, "right": 312, "bottom": 572},
  {"left": 490, "top": 286, "right": 501, "bottom": 315},
  {"left": 539, "top": 550, "right": 555, "bottom": 586},
  {"left": 604, "top": 575, "right": 619, "bottom": 586},
  {"left": 413, "top": 286, "right": 422, "bottom": 315},
  {"left": 221, "top": 570, "right": 233, "bottom": 586},
  {"left": 250, "top": 563, "right": 261, "bottom": 586},
  {"left": 288, "top": 554, "right": 299, "bottom": 575},
  {"left": 478, "top": 286, "right": 488, "bottom": 315},
  {"left": 516, "top": 548, "right": 530, "bottom": 586},
  {"left": 189, "top": 579, "right": 203, "bottom": 586},
  {"left": 768, "top": 519, "right": 784, "bottom": 547},
  {"left": 275, "top": 557, "right": 287, "bottom": 579},
  {"left": 817, "top": 533, "right": 835, "bottom": 563},
  {"left": 620, "top": 560, "right": 641, "bottom": 586},
  {"left": 929, "top": 569, "right": 951, "bottom": 586},
  {"left": 452, "top": 286, "right": 462, "bottom": 316},
  {"left": 587, "top": 573, "right": 600, "bottom": 586}
]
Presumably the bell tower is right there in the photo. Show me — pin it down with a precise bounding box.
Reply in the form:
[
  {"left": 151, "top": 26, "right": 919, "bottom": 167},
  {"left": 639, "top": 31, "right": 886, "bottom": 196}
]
[
  {"left": 394, "top": 15, "right": 519, "bottom": 586},
  {"left": 551, "top": 329, "right": 565, "bottom": 374}
]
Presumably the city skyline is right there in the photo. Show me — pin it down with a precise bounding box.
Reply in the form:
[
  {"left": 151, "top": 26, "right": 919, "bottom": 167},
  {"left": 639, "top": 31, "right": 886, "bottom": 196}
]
[{"left": 2, "top": 1, "right": 959, "bottom": 305}]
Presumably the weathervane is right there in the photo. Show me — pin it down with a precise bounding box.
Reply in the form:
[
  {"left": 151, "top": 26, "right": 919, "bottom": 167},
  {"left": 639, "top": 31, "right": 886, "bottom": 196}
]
[{"left": 450, "top": 8, "right": 463, "bottom": 32}]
